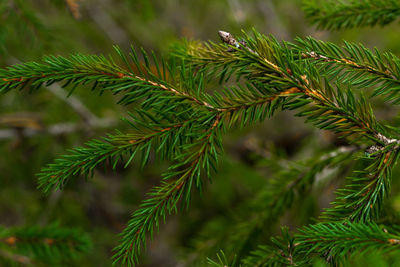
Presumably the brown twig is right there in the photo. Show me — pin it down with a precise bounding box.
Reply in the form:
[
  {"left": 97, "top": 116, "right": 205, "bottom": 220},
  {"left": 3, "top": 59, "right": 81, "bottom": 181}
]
[{"left": 65, "top": 0, "right": 81, "bottom": 19}]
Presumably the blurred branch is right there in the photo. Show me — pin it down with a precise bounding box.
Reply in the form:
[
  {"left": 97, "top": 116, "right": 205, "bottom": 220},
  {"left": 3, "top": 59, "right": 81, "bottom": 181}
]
[
  {"left": 85, "top": 0, "right": 129, "bottom": 44},
  {"left": 3, "top": 56, "right": 118, "bottom": 136},
  {"left": 0, "top": 249, "right": 31, "bottom": 265},
  {"left": 0, "top": 118, "right": 116, "bottom": 140},
  {"left": 257, "top": 0, "right": 289, "bottom": 40},
  {"left": 46, "top": 83, "right": 99, "bottom": 126},
  {"left": 227, "top": 0, "right": 246, "bottom": 23},
  {"left": 0, "top": 82, "right": 117, "bottom": 140},
  {"left": 65, "top": 0, "right": 81, "bottom": 19}
]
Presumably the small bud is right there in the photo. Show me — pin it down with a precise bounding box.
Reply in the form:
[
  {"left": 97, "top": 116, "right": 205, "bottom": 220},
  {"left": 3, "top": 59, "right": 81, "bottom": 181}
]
[
  {"left": 218, "top": 30, "right": 240, "bottom": 48},
  {"left": 218, "top": 31, "right": 231, "bottom": 42},
  {"left": 218, "top": 30, "right": 257, "bottom": 54}
]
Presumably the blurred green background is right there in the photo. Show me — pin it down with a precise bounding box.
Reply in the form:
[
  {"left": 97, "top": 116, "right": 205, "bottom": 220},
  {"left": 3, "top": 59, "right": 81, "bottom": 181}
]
[{"left": 1, "top": 0, "right": 400, "bottom": 266}]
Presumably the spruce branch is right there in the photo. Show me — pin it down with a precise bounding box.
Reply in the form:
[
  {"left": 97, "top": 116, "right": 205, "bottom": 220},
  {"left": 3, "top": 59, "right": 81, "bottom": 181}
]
[
  {"left": 297, "top": 221, "right": 400, "bottom": 261},
  {"left": 184, "top": 31, "right": 395, "bottom": 146},
  {"left": 37, "top": 80, "right": 291, "bottom": 194},
  {"left": 38, "top": 115, "right": 189, "bottom": 192},
  {"left": 112, "top": 114, "right": 223, "bottom": 266},
  {"left": 9, "top": 40, "right": 306, "bottom": 265},
  {"left": 3, "top": 28, "right": 400, "bottom": 266},
  {"left": 292, "top": 37, "right": 400, "bottom": 103},
  {"left": 303, "top": 0, "right": 400, "bottom": 30},
  {"left": 0, "top": 46, "right": 217, "bottom": 110},
  {"left": 182, "top": 29, "right": 400, "bottom": 239},
  {"left": 244, "top": 221, "right": 400, "bottom": 266},
  {"left": 322, "top": 150, "right": 400, "bottom": 221}
]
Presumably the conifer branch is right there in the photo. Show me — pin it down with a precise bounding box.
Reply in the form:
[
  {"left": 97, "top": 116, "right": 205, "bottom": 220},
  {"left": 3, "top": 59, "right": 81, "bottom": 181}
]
[
  {"left": 322, "top": 150, "right": 400, "bottom": 221},
  {"left": 303, "top": 0, "right": 400, "bottom": 30},
  {"left": 37, "top": 81, "right": 291, "bottom": 194},
  {"left": 3, "top": 28, "right": 400, "bottom": 266},
  {"left": 38, "top": 120, "right": 185, "bottom": 192},
  {"left": 292, "top": 37, "right": 400, "bottom": 103},
  {"left": 244, "top": 221, "right": 400, "bottom": 265},
  {"left": 113, "top": 114, "right": 223, "bottom": 266},
  {"left": 183, "top": 31, "right": 394, "bottom": 145},
  {"left": 183, "top": 30, "right": 400, "bottom": 225},
  {"left": 297, "top": 221, "right": 400, "bottom": 261},
  {"left": 0, "top": 47, "right": 217, "bottom": 110}
]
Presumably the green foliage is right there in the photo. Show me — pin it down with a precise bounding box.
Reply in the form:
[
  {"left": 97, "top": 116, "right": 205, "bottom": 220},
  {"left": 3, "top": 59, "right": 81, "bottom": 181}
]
[
  {"left": 38, "top": 114, "right": 192, "bottom": 192},
  {"left": 303, "top": 0, "right": 400, "bottom": 30},
  {"left": 0, "top": 225, "right": 90, "bottom": 264},
  {"left": 241, "top": 227, "right": 306, "bottom": 266},
  {"left": 3, "top": 29, "right": 400, "bottom": 265},
  {"left": 113, "top": 113, "right": 224, "bottom": 265},
  {"left": 2, "top": 1, "right": 400, "bottom": 266},
  {"left": 187, "top": 146, "right": 355, "bottom": 262},
  {"left": 239, "top": 222, "right": 400, "bottom": 266},
  {"left": 322, "top": 151, "right": 400, "bottom": 222},
  {"left": 297, "top": 221, "right": 400, "bottom": 263},
  {"left": 207, "top": 250, "right": 238, "bottom": 267},
  {"left": 292, "top": 36, "right": 400, "bottom": 103}
]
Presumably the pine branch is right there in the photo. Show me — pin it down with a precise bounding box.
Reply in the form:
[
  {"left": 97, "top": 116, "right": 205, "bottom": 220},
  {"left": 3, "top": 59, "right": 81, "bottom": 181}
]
[
  {"left": 0, "top": 225, "right": 90, "bottom": 262},
  {"left": 112, "top": 114, "right": 223, "bottom": 266},
  {"left": 292, "top": 37, "right": 400, "bottom": 103},
  {"left": 19, "top": 42, "right": 304, "bottom": 265},
  {"left": 180, "top": 30, "right": 400, "bottom": 261},
  {"left": 303, "top": 0, "right": 400, "bottom": 30},
  {"left": 211, "top": 85, "right": 300, "bottom": 127},
  {"left": 3, "top": 29, "right": 400, "bottom": 266},
  {"left": 322, "top": 150, "right": 400, "bottom": 221},
  {"left": 244, "top": 221, "right": 400, "bottom": 266},
  {"left": 36, "top": 55, "right": 301, "bottom": 194},
  {"left": 37, "top": 81, "right": 288, "bottom": 193},
  {"left": 0, "top": 46, "right": 216, "bottom": 110},
  {"left": 38, "top": 115, "right": 188, "bottom": 192},
  {"left": 190, "top": 31, "right": 400, "bottom": 222},
  {"left": 297, "top": 221, "right": 400, "bottom": 262},
  {"left": 178, "top": 33, "right": 287, "bottom": 85},
  {"left": 183, "top": 31, "right": 394, "bottom": 145}
]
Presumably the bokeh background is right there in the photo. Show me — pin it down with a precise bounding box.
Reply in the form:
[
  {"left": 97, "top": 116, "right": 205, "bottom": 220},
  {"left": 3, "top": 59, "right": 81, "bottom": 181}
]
[{"left": 2, "top": 0, "right": 400, "bottom": 266}]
